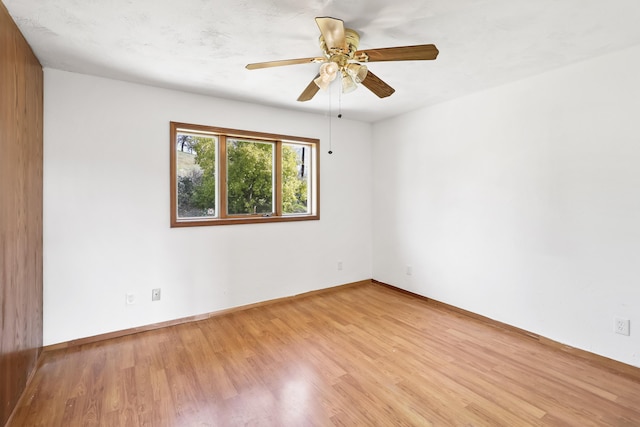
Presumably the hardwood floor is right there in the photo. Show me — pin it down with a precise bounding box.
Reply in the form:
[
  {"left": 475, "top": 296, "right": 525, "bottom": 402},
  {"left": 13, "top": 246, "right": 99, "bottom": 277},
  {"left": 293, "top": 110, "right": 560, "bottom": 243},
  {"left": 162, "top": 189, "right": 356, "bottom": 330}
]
[{"left": 8, "top": 282, "right": 640, "bottom": 426}]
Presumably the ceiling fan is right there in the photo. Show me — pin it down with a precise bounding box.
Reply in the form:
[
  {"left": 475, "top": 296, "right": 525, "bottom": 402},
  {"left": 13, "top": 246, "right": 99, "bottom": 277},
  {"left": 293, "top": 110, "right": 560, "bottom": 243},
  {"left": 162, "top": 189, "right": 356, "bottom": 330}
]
[{"left": 246, "top": 17, "right": 439, "bottom": 102}]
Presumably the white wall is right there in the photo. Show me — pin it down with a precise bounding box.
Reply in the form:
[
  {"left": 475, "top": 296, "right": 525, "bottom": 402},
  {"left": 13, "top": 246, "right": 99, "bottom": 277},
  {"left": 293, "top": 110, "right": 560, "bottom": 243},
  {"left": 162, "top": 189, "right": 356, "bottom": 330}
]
[
  {"left": 44, "top": 69, "right": 373, "bottom": 345},
  {"left": 373, "top": 45, "right": 640, "bottom": 367}
]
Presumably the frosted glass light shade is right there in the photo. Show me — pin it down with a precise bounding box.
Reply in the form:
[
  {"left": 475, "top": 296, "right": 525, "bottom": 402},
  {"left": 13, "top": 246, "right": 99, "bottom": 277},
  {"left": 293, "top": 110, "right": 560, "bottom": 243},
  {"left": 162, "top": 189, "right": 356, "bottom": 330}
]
[
  {"left": 322, "top": 62, "right": 339, "bottom": 76},
  {"left": 314, "top": 62, "right": 340, "bottom": 90},
  {"left": 314, "top": 75, "right": 332, "bottom": 90},
  {"left": 342, "top": 74, "right": 357, "bottom": 93},
  {"left": 346, "top": 63, "right": 368, "bottom": 83}
]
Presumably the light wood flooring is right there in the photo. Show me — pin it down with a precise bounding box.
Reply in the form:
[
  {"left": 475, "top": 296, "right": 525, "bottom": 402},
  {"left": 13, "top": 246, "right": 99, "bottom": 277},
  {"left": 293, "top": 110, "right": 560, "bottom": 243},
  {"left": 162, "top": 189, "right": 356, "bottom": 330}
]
[{"left": 8, "top": 282, "right": 640, "bottom": 426}]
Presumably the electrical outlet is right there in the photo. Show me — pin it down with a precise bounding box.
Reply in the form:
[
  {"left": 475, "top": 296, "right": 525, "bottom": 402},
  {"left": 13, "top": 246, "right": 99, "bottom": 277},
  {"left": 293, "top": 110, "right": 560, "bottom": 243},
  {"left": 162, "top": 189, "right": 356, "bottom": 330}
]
[
  {"left": 337, "top": 261, "right": 343, "bottom": 271},
  {"left": 126, "top": 293, "right": 136, "bottom": 305},
  {"left": 152, "top": 288, "right": 161, "bottom": 301},
  {"left": 614, "top": 318, "right": 630, "bottom": 336},
  {"left": 406, "top": 265, "right": 413, "bottom": 276}
]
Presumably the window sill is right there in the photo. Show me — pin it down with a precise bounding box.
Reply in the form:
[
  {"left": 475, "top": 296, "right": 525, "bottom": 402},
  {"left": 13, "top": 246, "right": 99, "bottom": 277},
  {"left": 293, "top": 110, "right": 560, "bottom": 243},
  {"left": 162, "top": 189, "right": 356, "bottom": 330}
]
[{"left": 171, "top": 214, "right": 319, "bottom": 228}]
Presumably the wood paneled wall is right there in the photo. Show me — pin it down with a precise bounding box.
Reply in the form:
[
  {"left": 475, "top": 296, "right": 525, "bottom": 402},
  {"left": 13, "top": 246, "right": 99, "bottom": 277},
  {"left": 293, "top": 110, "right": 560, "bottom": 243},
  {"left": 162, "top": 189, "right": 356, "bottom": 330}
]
[{"left": 0, "top": 2, "right": 44, "bottom": 425}]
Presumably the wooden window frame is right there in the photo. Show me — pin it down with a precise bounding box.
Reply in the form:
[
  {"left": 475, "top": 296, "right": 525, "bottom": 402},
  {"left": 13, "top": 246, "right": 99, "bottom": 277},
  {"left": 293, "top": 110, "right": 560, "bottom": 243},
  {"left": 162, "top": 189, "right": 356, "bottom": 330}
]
[{"left": 170, "top": 122, "right": 320, "bottom": 227}]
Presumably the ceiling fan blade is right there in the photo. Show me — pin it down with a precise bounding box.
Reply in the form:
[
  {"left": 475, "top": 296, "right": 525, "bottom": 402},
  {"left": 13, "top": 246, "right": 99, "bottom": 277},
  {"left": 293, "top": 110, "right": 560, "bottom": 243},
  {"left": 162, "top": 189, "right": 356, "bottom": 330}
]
[
  {"left": 297, "top": 74, "right": 321, "bottom": 102},
  {"left": 360, "top": 70, "right": 395, "bottom": 98},
  {"left": 316, "top": 17, "right": 346, "bottom": 52},
  {"left": 246, "top": 57, "right": 325, "bottom": 70},
  {"left": 355, "top": 44, "right": 439, "bottom": 62}
]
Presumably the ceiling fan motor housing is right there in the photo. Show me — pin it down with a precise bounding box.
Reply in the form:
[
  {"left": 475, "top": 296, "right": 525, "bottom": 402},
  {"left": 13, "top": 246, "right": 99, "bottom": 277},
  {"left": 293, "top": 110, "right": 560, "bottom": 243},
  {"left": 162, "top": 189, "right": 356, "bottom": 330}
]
[{"left": 320, "top": 28, "right": 360, "bottom": 61}]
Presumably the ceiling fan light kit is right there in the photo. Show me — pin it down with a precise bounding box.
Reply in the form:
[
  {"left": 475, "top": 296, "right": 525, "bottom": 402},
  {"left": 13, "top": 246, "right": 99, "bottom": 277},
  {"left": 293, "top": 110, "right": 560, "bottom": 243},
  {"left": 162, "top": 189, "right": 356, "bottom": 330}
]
[{"left": 246, "top": 17, "right": 439, "bottom": 102}]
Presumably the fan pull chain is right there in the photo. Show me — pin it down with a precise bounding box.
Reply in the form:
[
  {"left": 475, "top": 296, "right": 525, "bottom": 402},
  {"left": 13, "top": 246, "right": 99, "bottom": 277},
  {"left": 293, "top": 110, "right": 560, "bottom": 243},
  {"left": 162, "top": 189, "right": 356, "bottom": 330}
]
[{"left": 328, "top": 87, "right": 333, "bottom": 154}]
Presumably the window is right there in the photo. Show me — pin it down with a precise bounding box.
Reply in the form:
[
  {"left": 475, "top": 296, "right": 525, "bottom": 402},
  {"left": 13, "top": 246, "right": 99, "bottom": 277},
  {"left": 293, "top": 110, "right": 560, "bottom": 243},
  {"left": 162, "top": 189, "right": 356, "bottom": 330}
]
[{"left": 170, "top": 122, "right": 319, "bottom": 227}]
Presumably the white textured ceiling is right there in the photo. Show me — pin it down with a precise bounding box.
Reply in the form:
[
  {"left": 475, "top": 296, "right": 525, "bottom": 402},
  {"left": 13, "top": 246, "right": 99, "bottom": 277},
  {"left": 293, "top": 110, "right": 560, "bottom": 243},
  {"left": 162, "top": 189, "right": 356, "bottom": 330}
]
[{"left": 5, "top": 0, "right": 640, "bottom": 122}]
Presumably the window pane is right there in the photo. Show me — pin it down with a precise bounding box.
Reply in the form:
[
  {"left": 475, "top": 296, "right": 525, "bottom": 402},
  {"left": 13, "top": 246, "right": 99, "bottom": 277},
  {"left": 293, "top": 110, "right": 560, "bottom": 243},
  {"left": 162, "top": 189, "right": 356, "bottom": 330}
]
[
  {"left": 227, "top": 139, "right": 274, "bottom": 215},
  {"left": 282, "top": 143, "right": 311, "bottom": 214},
  {"left": 176, "top": 132, "right": 217, "bottom": 218}
]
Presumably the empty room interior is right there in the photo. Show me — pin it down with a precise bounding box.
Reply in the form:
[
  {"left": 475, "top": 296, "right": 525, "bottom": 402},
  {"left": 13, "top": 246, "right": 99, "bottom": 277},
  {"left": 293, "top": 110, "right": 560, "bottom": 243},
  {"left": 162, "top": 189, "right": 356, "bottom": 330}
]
[{"left": 2, "top": 0, "right": 640, "bottom": 425}]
